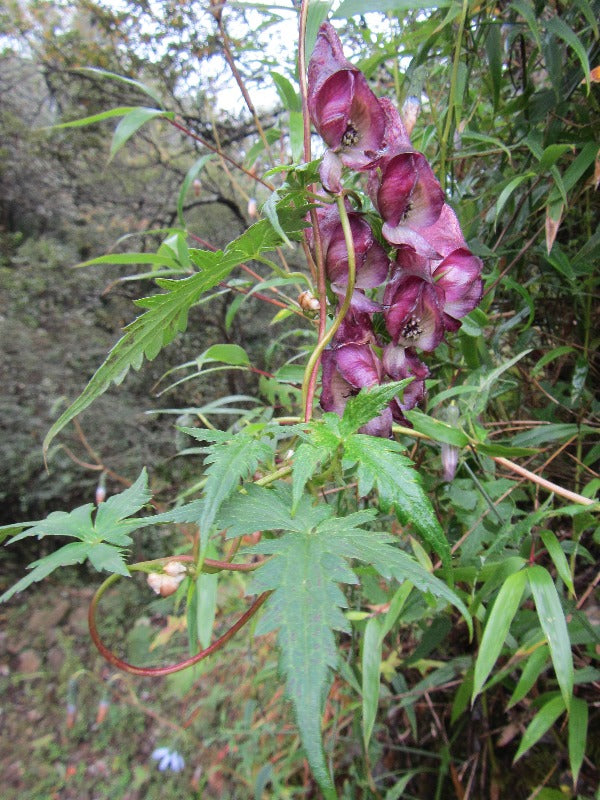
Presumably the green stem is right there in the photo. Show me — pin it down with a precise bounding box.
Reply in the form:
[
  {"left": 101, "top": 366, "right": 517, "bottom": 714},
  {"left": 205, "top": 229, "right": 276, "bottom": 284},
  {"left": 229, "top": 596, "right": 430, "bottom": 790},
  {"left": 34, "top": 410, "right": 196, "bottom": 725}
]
[
  {"left": 439, "top": 0, "right": 469, "bottom": 190},
  {"left": 301, "top": 195, "right": 357, "bottom": 414}
]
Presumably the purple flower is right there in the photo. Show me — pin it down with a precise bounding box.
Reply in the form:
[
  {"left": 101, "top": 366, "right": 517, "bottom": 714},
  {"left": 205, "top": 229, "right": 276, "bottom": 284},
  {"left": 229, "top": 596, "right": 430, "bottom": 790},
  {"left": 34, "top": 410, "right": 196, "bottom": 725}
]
[
  {"left": 316, "top": 204, "right": 389, "bottom": 309},
  {"left": 382, "top": 344, "right": 429, "bottom": 421},
  {"left": 321, "top": 312, "right": 392, "bottom": 436},
  {"left": 383, "top": 240, "right": 483, "bottom": 349},
  {"left": 308, "top": 23, "right": 386, "bottom": 187},
  {"left": 370, "top": 150, "right": 445, "bottom": 254},
  {"left": 152, "top": 747, "right": 185, "bottom": 773}
]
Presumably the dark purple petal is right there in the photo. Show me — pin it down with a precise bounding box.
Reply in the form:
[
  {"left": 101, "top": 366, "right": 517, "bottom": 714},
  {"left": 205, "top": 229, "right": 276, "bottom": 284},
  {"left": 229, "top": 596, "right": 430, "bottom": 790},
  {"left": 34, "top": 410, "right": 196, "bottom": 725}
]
[
  {"left": 418, "top": 203, "right": 467, "bottom": 258},
  {"left": 377, "top": 152, "right": 445, "bottom": 230},
  {"left": 360, "top": 405, "right": 393, "bottom": 437},
  {"left": 319, "top": 149, "right": 343, "bottom": 192},
  {"left": 433, "top": 247, "right": 483, "bottom": 320},
  {"left": 320, "top": 350, "right": 354, "bottom": 416},
  {"left": 331, "top": 285, "right": 382, "bottom": 312},
  {"left": 357, "top": 240, "right": 389, "bottom": 288},
  {"left": 379, "top": 97, "right": 413, "bottom": 151},
  {"left": 384, "top": 276, "right": 445, "bottom": 351},
  {"left": 336, "top": 342, "right": 382, "bottom": 388},
  {"left": 308, "top": 23, "right": 385, "bottom": 170}
]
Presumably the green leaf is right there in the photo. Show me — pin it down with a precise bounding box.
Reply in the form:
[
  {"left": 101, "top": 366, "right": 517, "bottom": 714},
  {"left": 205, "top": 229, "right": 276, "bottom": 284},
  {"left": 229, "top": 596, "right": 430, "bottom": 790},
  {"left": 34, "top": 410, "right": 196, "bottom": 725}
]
[
  {"left": 94, "top": 469, "right": 152, "bottom": 545},
  {"left": 177, "top": 155, "right": 213, "bottom": 226},
  {"left": 511, "top": 423, "right": 597, "bottom": 448},
  {"left": 568, "top": 697, "right": 588, "bottom": 786},
  {"left": 109, "top": 108, "right": 170, "bottom": 162},
  {"left": 507, "top": 645, "right": 549, "bottom": 708},
  {"left": 495, "top": 174, "right": 536, "bottom": 224},
  {"left": 362, "top": 616, "right": 383, "bottom": 750},
  {"left": 48, "top": 106, "right": 141, "bottom": 130},
  {"left": 343, "top": 434, "right": 451, "bottom": 568},
  {"left": 86, "top": 543, "right": 130, "bottom": 576},
  {"left": 217, "top": 484, "right": 332, "bottom": 538},
  {"left": 528, "top": 565, "right": 574, "bottom": 710},
  {"left": 291, "top": 441, "right": 331, "bottom": 513},
  {"left": 75, "top": 252, "right": 181, "bottom": 270},
  {"left": 305, "top": 0, "right": 334, "bottom": 58},
  {"left": 514, "top": 694, "right": 566, "bottom": 762},
  {"left": 472, "top": 569, "right": 528, "bottom": 701},
  {"left": 0, "top": 542, "right": 91, "bottom": 603},
  {"left": 403, "top": 409, "right": 470, "bottom": 447},
  {"left": 183, "top": 429, "right": 274, "bottom": 547},
  {"left": 249, "top": 527, "right": 357, "bottom": 795},
  {"left": 199, "top": 343, "right": 250, "bottom": 368},
  {"left": 196, "top": 543, "right": 218, "bottom": 649},
  {"left": 545, "top": 16, "right": 591, "bottom": 91},
  {"left": 340, "top": 381, "right": 411, "bottom": 437},
  {"left": 270, "top": 71, "right": 301, "bottom": 113},
  {"left": 43, "top": 204, "right": 306, "bottom": 454},
  {"left": 539, "top": 530, "right": 574, "bottom": 596},
  {"left": 334, "top": 0, "right": 451, "bottom": 16},
  {"left": 510, "top": 0, "right": 542, "bottom": 51},
  {"left": 484, "top": 18, "right": 502, "bottom": 109},
  {"left": 9, "top": 504, "right": 95, "bottom": 544},
  {"left": 75, "top": 67, "right": 164, "bottom": 107}
]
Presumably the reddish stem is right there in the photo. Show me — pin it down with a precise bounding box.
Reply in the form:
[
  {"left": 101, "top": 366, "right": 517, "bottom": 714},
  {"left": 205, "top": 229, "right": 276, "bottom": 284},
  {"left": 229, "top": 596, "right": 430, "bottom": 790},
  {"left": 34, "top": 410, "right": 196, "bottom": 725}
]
[{"left": 89, "top": 574, "right": 270, "bottom": 677}]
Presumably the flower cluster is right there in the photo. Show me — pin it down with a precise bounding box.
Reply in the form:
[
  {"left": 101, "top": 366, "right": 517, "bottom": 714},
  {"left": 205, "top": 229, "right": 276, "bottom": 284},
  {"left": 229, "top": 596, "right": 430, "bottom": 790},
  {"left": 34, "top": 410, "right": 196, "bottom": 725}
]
[{"left": 308, "top": 22, "right": 483, "bottom": 436}]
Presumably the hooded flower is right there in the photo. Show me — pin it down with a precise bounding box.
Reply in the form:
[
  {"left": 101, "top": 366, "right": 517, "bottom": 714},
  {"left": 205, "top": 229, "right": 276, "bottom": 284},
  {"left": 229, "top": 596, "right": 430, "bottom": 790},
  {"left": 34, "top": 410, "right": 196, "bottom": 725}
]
[
  {"left": 152, "top": 747, "right": 185, "bottom": 773},
  {"left": 308, "top": 22, "right": 386, "bottom": 187},
  {"left": 370, "top": 150, "right": 445, "bottom": 254},
  {"left": 315, "top": 204, "right": 389, "bottom": 310},
  {"left": 382, "top": 343, "right": 429, "bottom": 423},
  {"left": 320, "top": 311, "right": 392, "bottom": 436}
]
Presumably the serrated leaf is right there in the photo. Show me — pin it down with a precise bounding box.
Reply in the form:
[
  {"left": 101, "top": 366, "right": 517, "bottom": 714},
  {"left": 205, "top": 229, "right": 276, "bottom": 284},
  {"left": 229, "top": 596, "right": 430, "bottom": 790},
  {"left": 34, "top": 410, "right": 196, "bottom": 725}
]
[
  {"left": 109, "top": 108, "right": 170, "bottom": 161},
  {"left": 94, "top": 469, "right": 152, "bottom": 545},
  {"left": 472, "top": 569, "right": 528, "bottom": 701},
  {"left": 9, "top": 504, "right": 95, "bottom": 544},
  {"left": 0, "top": 542, "right": 92, "bottom": 603},
  {"left": 191, "top": 431, "right": 275, "bottom": 548},
  {"left": 343, "top": 434, "right": 450, "bottom": 568},
  {"left": 75, "top": 252, "right": 181, "bottom": 270},
  {"left": 528, "top": 565, "right": 574, "bottom": 710},
  {"left": 43, "top": 203, "right": 305, "bottom": 454},
  {"left": 249, "top": 527, "right": 356, "bottom": 795},
  {"left": 291, "top": 441, "right": 330, "bottom": 513},
  {"left": 340, "top": 381, "right": 411, "bottom": 437},
  {"left": 514, "top": 694, "right": 566, "bottom": 762},
  {"left": 86, "top": 543, "right": 130, "bottom": 576},
  {"left": 217, "top": 483, "right": 331, "bottom": 538}
]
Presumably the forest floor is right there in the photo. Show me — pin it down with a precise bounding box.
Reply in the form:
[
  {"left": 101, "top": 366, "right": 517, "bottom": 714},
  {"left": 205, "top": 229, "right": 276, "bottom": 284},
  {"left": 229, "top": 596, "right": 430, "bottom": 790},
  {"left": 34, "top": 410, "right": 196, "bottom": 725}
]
[{"left": 0, "top": 572, "right": 290, "bottom": 800}]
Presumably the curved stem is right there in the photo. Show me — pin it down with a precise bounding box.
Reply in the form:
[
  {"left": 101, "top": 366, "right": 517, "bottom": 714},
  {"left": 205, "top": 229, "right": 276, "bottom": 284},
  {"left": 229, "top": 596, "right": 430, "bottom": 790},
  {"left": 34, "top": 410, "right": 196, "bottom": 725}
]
[
  {"left": 301, "top": 195, "right": 357, "bottom": 416},
  {"left": 89, "top": 570, "right": 270, "bottom": 677}
]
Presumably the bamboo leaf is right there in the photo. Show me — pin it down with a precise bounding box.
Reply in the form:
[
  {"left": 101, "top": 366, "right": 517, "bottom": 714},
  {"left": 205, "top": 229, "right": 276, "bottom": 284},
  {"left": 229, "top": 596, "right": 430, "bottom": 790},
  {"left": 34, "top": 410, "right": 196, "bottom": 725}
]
[
  {"left": 109, "top": 108, "right": 171, "bottom": 161},
  {"left": 362, "top": 617, "right": 383, "bottom": 750},
  {"left": 528, "top": 565, "right": 574, "bottom": 710},
  {"left": 568, "top": 697, "right": 588, "bottom": 786},
  {"left": 514, "top": 694, "right": 566, "bottom": 762},
  {"left": 472, "top": 569, "right": 528, "bottom": 701}
]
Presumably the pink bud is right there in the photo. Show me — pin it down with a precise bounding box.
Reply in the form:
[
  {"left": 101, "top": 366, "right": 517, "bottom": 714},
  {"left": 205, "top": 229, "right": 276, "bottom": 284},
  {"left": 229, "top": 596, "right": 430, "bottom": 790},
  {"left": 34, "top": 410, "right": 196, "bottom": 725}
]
[
  {"left": 247, "top": 197, "right": 258, "bottom": 218},
  {"left": 401, "top": 95, "right": 420, "bottom": 137},
  {"left": 147, "top": 572, "right": 185, "bottom": 597}
]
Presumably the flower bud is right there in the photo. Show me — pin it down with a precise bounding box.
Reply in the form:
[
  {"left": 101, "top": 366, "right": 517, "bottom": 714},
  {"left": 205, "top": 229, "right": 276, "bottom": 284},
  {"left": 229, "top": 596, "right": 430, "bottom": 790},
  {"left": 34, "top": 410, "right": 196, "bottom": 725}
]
[
  {"left": 401, "top": 95, "right": 420, "bottom": 136},
  {"left": 163, "top": 561, "right": 187, "bottom": 577},
  {"left": 147, "top": 572, "right": 185, "bottom": 597},
  {"left": 298, "top": 290, "right": 320, "bottom": 312},
  {"left": 247, "top": 197, "right": 258, "bottom": 218}
]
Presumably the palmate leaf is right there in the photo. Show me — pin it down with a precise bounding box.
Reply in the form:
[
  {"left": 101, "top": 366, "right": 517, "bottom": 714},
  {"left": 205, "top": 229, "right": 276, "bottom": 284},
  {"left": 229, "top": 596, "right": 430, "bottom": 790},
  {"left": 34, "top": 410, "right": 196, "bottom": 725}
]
[
  {"left": 0, "top": 470, "right": 152, "bottom": 602},
  {"left": 244, "top": 491, "right": 470, "bottom": 794},
  {"left": 43, "top": 202, "right": 308, "bottom": 455},
  {"left": 343, "top": 434, "right": 451, "bottom": 568},
  {"left": 180, "top": 428, "right": 275, "bottom": 548}
]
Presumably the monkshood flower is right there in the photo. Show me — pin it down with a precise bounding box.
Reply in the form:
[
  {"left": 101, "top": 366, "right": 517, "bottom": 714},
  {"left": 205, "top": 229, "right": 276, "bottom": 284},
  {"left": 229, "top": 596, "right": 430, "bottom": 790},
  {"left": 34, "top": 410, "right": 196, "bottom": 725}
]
[
  {"left": 316, "top": 204, "right": 389, "bottom": 310},
  {"left": 308, "top": 22, "right": 386, "bottom": 188},
  {"left": 382, "top": 344, "right": 429, "bottom": 421},
  {"left": 152, "top": 747, "right": 185, "bottom": 773},
  {"left": 384, "top": 243, "right": 483, "bottom": 349},
  {"left": 321, "top": 311, "right": 393, "bottom": 437}
]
